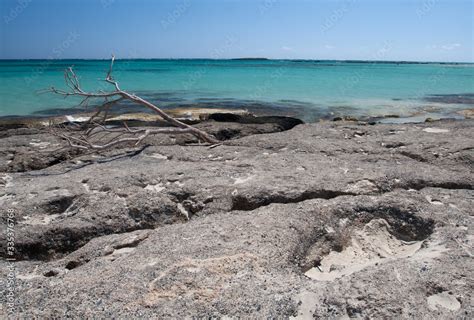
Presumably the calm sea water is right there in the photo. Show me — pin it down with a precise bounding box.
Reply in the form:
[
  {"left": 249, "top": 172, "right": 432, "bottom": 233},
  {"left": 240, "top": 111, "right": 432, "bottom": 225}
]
[{"left": 0, "top": 59, "right": 473, "bottom": 121}]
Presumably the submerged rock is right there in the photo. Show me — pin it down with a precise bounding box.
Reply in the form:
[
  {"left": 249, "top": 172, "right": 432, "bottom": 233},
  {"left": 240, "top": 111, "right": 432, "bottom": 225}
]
[
  {"left": 423, "top": 93, "right": 474, "bottom": 105},
  {"left": 332, "top": 115, "right": 358, "bottom": 122},
  {"left": 456, "top": 108, "right": 474, "bottom": 119}
]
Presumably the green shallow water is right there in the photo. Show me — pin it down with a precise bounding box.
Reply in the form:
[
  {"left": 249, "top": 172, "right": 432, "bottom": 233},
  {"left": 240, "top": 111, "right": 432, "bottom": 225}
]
[{"left": 0, "top": 59, "right": 473, "bottom": 121}]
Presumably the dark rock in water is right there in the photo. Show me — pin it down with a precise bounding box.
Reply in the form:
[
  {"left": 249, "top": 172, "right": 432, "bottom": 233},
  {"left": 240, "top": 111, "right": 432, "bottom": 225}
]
[
  {"left": 456, "top": 108, "right": 474, "bottom": 119},
  {"left": 190, "top": 114, "right": 305, "bottom": 141},
  {"left": 344, "top": 116, "right": 359, "bottom": 121},
  {"left": 208, "top": 113, "right": 304, "bottom": 131},
  {"left": 423, "top": 93, "right": 474, "bottom": 105},
  {"left": 208, "top": 113, "right": 243, "bottom": 122},
  {"left": 366, "top": 114, "right": 403, "bottom": 124},
  {"left": 196, "top": 120, "right": 300, "bottom": 141},
  {"left": 425, "top": 117, "right": 436, "bottom": 123},
  {"left": 332, "top": 116, "right": 358, "bottom": 122}
]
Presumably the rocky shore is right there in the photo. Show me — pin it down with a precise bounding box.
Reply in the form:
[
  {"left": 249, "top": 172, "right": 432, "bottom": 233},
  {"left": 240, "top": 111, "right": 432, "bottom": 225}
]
[{"left": 0, "top": 115, "right": 472, "bottom": 318}]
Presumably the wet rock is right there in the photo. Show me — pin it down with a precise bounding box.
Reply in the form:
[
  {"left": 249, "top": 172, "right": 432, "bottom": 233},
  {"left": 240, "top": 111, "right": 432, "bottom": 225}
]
[
  {"left": 423, "top": 93, "right": 474, "bottom": 105},
  {"left": 208, "top": 113, "right": 304, "bottom": 131},
  {"left": 332, "top": 116, "right": 358, "bottom": 122},
  {"left": 456, "top": 108, "right": 474, "bottom": 119},
  {"left": 207, "top": 113, "right": 243, "bottom": 122}
]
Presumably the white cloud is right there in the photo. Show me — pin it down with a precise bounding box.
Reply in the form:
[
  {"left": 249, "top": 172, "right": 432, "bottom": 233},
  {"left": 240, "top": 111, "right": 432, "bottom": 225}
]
[
  {"left": 441, "top": 43, "right": 461, "bottom": 51},
  {"left": 281, "top": 46, "right": 294, "bottom": 52},
  {"left": 324, "top": 44, "right": 335, "bottom": 50}
]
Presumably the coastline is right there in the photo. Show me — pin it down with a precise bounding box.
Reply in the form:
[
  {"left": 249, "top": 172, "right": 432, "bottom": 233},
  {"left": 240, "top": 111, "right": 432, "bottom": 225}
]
[{"left": 1, "top": 101, "right": 473, "bottom": 131}]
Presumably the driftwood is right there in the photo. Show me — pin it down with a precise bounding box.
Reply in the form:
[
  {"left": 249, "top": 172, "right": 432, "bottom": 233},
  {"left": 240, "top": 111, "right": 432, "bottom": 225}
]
[{"left": 45, "top": 55, "right": 219, "bottom": 150}]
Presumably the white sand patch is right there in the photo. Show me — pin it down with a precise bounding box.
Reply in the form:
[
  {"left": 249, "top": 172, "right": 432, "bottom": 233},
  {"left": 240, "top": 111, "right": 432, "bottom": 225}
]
[
  {"left": 425, "top": 195, "right": 443, "bottom": 205},
  {"left": 177, "top": 203, "right": 190, "bottom": 220},
  {"left": 81, "top": 185, "right": 108, "bottom": 195},
  {"left": 144, "top": 183, "right": 165, "bottom": 193},
  {"left": 305, "top": 219, "right": 423, "bottom": 281},
  {"left": 408, "top": 241, "right": 449, "bottom": 261},
  {"left": 1, "top": 174, "right": 13, "bottom": 188},
  {"left": 66, "top": 115, "right": 91, "bottom": 123},
  {"left": 345, "top": 179, "right": 378, "bottom": 194},
  {"left": 145, "top": 259, "right": 159, "bottom": 268},
  {"left": 233, "top": 175, "right": 255, "bottom": 185},
  {"left": 114, "top": 194, "right": 128, "bottom": 206},
  {"left": 110, "top": 247, "right": 136, "bottom": 257},
  {"left": 338, "top": 218, "right": 349, "bottom": 227},
  {"left": 29, "top": 141, "right": 56, "bottom": 149},
  {"left": 207, "top": 154, "right": 223, "bottom": 161},
  {"left": 0, "top": 194, "right": 14, "bottom": 206},
  {"left": 21, "top": 214, "right": 61, "bottom": 225},
  {"left": 146, "top": 153, "right": 168, "bottom": 160},
  {"left": 27, "top": 192, "right": 38, "bottom": 200},
  {"left": 340, "top": 167, "right": 349, "bottom": 174},
  {"left": 290, "top": 291, "right": 324, "bottom": 320},
  {"left": 427, "top": 292, "right": 461, "bottom": 311},
  {"left": 174, "top": 181, "right": 184, "bottom": 187},
  {"left": 82, "top": 182, "right": 90, "bottom": 192},
  {"left": 17, "top": 273, "right": 43, "bottom": 280},
  {"left": 423, "top": 128, "right": 450, "bottom": 133}
]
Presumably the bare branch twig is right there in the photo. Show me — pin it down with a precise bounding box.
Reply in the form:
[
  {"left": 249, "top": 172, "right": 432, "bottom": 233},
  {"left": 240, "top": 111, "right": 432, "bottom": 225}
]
[{"left": 47, "top": 55, "right": 219, "bottom": 150}]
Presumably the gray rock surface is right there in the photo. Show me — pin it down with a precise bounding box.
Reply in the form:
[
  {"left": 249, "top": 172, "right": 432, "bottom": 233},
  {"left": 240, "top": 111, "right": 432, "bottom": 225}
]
[{"left": 0, "top": 119, "right": 472, "bottom": 318}]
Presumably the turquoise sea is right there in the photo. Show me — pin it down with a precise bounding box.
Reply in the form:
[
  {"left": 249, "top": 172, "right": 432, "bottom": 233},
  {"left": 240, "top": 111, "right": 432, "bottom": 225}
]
[{"left": 0, "top": 59, "right": 473, "bottom": 121}]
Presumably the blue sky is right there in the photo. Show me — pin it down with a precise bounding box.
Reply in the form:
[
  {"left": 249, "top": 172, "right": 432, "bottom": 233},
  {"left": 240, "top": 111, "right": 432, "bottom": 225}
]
[{"left": 0, "top": 0, "right": 472, "bottom": 62}]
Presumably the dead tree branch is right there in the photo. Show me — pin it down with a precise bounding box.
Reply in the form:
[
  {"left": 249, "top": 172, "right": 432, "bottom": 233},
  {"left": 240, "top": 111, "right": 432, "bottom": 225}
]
[{"left": 46, "top": 55, "right": 219, "bottom": 149}]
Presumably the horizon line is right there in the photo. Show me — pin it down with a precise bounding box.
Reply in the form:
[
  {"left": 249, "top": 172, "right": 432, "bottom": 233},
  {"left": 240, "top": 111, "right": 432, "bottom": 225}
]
[{"left": 0, "top": 58, "right": 473, "bottom": 64}]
